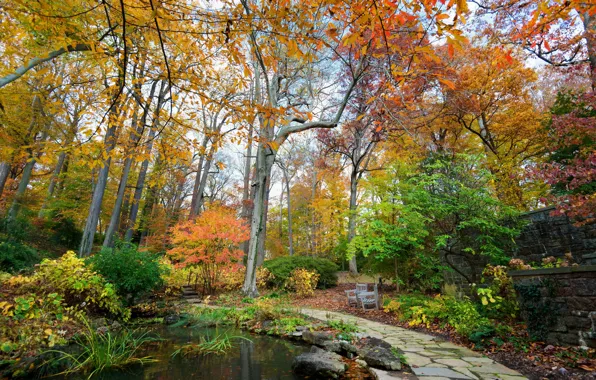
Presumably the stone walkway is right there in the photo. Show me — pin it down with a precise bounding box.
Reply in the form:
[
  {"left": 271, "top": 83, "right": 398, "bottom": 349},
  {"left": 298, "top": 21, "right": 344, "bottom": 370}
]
[{"left": 300, "top": 308, "right": 527, "bottom": 380}]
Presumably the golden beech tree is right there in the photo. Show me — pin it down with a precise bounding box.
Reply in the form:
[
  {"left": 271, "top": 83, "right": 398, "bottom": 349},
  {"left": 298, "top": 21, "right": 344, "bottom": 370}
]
[
  {"left": 167, "top": 205, "right": 250, "bottom": 295},
  {"left": 395, "top": 44, "right": 546, "bottom": 209}
]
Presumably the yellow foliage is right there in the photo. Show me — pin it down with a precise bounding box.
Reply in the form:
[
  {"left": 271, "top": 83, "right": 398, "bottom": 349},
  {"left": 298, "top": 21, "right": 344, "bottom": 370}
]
[
  {"left": 219, "top": 267, "right": 274, "bottom": 291},
  {"left": 383, "top": 300, "right": 401, "bottom": 314},
  {"left": 160, "top": 258, "right": 195, "bottom": 295},
  {"left": 286, "top": 268, "right": 319, "bottom": 298}
]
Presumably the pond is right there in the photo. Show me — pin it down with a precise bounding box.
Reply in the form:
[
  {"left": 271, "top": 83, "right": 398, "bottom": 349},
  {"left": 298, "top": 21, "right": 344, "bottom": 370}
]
[{"left": 60, "top": 325, "right": 310, "bottom": 380}]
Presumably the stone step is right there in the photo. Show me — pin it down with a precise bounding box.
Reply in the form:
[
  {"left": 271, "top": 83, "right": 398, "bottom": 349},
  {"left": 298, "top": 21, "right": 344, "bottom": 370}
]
[{"left": 185, "top": 298, "right": 203, "bottom": 304}]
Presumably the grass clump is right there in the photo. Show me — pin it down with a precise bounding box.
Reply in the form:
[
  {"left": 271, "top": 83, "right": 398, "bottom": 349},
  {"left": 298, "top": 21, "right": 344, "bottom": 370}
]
[
  {"left": 45, "top": 319, "right": 157, "bottom": 378},
  {"left": 172, "top": 331, "right": 250, "bottom": 357}
]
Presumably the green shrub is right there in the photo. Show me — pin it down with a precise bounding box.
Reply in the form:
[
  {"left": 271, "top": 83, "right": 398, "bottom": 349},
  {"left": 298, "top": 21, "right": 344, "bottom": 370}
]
[
  {"left": 263, "top": 256, "right": 338, "bottom": 289},
  {"left": 0, "top": 217, "right": 33, "bottom": 243},
  {"left": 0, "top": 241, "right": 40, "bottom": 273},
  {"left": 87, "top": 244, "right": 166, "bottom": 304},
  {"left": 48, "top": 217, "right": 83, "bottom": 250}
]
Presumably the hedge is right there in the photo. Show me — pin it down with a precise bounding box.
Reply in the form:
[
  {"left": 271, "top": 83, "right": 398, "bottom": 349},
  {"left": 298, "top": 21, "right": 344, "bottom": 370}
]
[{"left": 263, "top": 256, "right": 338, "bottom": 289}]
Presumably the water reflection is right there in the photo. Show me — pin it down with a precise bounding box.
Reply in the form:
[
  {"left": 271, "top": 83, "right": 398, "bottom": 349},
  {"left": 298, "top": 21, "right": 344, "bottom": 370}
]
[{"left": 59, "top": 326, "right": 308, "bottom": 380}]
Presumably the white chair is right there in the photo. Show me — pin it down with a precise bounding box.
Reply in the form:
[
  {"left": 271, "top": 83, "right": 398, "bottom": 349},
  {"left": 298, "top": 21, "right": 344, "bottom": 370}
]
[
  {"left": 357, "top": 284, "right": 380, "bottom": 310},
  {"left": 345, "top": 289, "right": 358, "bottom": 307}
]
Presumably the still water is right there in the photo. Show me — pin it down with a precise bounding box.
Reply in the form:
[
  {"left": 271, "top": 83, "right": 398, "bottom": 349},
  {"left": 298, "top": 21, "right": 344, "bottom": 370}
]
[{"left": 63, "top": 326, "right": 309, "bottom": 380}]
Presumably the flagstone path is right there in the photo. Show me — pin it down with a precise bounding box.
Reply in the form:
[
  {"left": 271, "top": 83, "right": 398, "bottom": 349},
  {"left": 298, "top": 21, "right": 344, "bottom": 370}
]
[{"left": 300, "top": 308, "right": 527, "bottom": 380}]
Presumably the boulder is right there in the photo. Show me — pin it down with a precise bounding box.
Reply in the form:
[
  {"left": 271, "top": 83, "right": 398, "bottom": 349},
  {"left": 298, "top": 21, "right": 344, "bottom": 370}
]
[
  {"left": 361, "top": 337, "right": 392, "bottom": 350},
  {"left": 164, "top": 314, "right": 180, "bottom": 325},
  {"left": 91, "top": 317, "right": 107, "bottom": 328},
  {"left": 292, "top": 346, "right": 347, "bottom": 379},
  {"left": 359, "top": 346, "right": 402, "bottom": 371},
  {"left": 110, "top": 321, "right": 122, "bottom": 331},
  {"left": 339, "top": 340, "right": 358, "bottom": 354},
  {"left": 302, "top": 330, "right": 334, "bottom": 346},
  {"left": 262, "top": 320, "right": 274, "bottom": 329},
  {"left": 322, "top": 341, "right": 342, "bottom": 353}
]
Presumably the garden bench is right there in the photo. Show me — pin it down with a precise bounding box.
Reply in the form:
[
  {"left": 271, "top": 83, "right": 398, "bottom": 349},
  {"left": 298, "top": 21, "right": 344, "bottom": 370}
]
[
  {"left": 345, "top": 289, "right": 358, "bottom": 307},
  {"left": 345, "top": 283, "right": 380, "bottom": 310}
]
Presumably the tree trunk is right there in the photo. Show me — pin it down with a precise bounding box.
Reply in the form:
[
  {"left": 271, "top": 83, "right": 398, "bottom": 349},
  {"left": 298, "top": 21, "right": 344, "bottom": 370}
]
[
  {"left": 103, "top": 104, "right": 144, "bottom": 248},
  {"left": 194, "top": 145, "right": 216, "bottom": 214},
  {"left": 8, "top": 159, "right": 35, "bottom": 221},
  {"left": 347, "top": 172, "right": 359, "bottom": 274},
  {"left": 79, "top": 97, "right": 122, "bottom": 257},
  {"left": 124, "top": 81, "right": 166, "bottom": 242},
  {"left": 189, "top": 135, "right": 209, "bottom": 219},
  {"left": 256, "top": 174, "right": 270, "bottom": 266},
  {"left": 8, "top": 95, "right": 46, "bottom": 221},
  {"left": 38, "top": 151, "right": 66, "bottom": 217},
  {"left": 119, "top": 189, "right": 131, "bottom": 235},
  {"left": 242, "top": 142, "right": 275, "bottom": 297},
  {"left": 0, "top": 162, "right": 11, "bottom": 200},
  {"left": 241, "top": 124, "right": 254, "bottom": 257},
  {"left": 582, "top": 11, "right": 596, "bottom": 91},
  {"left": 103, "top": 155, "right": 134, "bottom": 248},
  {"left": 310, "top": 168, "right": 318, "bottom": 255},
  {"left": 279, "top": 183, "right": 283, "bottom": 239},
  {"left": 284, "top": 172, "right": 294, "bottom": 256},
  {"left": 124, "top": 128, "right": 156, "bottom": 242}
]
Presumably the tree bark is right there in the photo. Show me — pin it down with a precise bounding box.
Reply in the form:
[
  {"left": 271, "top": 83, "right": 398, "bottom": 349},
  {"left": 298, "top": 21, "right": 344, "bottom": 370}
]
[
  {"left": 79, "top": 91, "right": 123, "bottom": 257},
  {"left": 189, "top": 135, "right": 209, "bottom": 219},
  {"left": 103, "top": 96, "right": 148, "bottom": 248},
  {"left": 38, "top": 151, "right": 66, "bottom": 218},
  {"left": 241, "top": 124, "right": 254, "bottom": 257},
  {"left": 284, "top": 170, "right": 294, "bottom": 256},
  {"left": 582, "top": 11, "right": 596, "bottom": 91},
  {"left": 256, "top": 174, "right": 271, "bottom": 266},
  {"left": 310, "top": 168, "right": 318, "bottom": 255},
  {"left": 8, "top": 159, "right": 36, "bottom": 221},
  {"left": 241, "top": 142, "right": 275, "bottom": 297},
  {"left": 8, "top": 95, "right": 46, "bottom": 221},
  {"left": 347, "top": 171, "right": 359, "bottom": 274},
  {"left": 124, "top": 81, "right": 167, "bottom": 242},
  {"left": 0, "top": 162, "right": 11, "bottom": 200}
]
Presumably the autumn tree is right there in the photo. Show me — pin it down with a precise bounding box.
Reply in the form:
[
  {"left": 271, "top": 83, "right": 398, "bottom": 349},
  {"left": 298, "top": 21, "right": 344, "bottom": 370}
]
[
  {"left": 318, "top": 86, "right": 383, "bottom": 274},
  {"left": 534, "top": 91, "right": 596, "bottom": 224},
  {"left": 437, "top": 44, "right": 545, "bottom": 208},
  {"left": 474, "top": 0, "right": 596, "bottom": 90},
  {"left": 167, "top": 205, "right": 250, "bottom": 295}
]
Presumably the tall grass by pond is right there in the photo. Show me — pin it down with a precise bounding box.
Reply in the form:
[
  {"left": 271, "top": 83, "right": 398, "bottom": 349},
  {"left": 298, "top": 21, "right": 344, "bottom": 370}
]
[
  {"left": 44, "top": 320, "right": 158, "bottom": 378},
  {"left": 172, "top": 331, "right": 251, "bottom": 357}
]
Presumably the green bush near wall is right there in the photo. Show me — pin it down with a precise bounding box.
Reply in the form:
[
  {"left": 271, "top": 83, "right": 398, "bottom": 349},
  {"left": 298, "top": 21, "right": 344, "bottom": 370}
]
[{"left": 263, "top": 256, "right": 338, "bottom": 289}]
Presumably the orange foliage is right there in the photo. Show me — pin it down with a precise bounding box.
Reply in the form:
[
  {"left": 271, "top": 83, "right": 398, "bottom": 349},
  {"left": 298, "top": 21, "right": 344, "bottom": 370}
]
[{"left": 167, "top": 205, "right": 249, "bottom": 294}]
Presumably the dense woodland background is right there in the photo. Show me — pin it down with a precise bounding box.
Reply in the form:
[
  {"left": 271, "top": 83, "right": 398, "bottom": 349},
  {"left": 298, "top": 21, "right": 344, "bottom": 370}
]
[{"left": 0, "top": 0, "right": 594, "bottom": 294}]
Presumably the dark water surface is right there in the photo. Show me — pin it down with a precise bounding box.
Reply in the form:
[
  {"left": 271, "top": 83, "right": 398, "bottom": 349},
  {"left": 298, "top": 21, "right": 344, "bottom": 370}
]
[{"left": 63, "top": 326, "right": 309, "bottom": 380}]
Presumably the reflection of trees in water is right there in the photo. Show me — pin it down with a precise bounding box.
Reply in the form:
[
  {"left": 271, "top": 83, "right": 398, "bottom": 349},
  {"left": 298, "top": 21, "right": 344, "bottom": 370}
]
[
  {"left": 240, "top": 339, "right": 258, "bottom": 380},
  {"left": 94, "top": 328, "right": 306, "bottom": 380}
]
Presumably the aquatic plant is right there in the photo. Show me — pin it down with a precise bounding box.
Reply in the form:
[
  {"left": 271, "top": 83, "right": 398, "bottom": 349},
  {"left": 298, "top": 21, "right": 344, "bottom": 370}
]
[
  {"left": 171, "top": 331, "right": 250, "bottom": 356},
  {"left": 44, "top": 319, "right": 157, "bottom": 378}
]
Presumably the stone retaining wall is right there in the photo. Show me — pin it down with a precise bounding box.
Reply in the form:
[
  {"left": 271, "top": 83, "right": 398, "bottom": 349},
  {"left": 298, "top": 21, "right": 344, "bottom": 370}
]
[
  {"left": 515, "top": 207, "right": 596, "bottom": 264},
  {"left": 509, "top": 266, "right": 596, "bottom": 349},
  {"left": 444, "top": 207, "right": 596, "bottom": 290}
]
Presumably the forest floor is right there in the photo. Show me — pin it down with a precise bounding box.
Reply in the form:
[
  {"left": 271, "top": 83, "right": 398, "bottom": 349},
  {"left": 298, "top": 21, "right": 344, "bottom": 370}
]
[{"left": 290, "top": 284, "right": 596, "bottom": 380}]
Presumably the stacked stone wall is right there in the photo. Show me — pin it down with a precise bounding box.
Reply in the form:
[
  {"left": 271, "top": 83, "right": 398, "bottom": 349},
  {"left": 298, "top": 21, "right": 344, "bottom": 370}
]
[
  {"left": 510, "top": 266, "right": 596, "bottom": 349},
  {"left": 444, "top": 207, "right": 596, "bottom": 289},
  {"left": 514, "top": 207, "right": 596, "bottom": 264}
]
